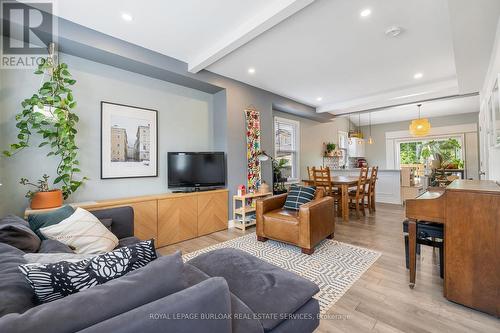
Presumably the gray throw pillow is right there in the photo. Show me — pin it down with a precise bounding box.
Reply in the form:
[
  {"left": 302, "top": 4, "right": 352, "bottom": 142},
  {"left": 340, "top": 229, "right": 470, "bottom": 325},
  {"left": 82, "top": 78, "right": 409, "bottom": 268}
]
[
  {"left": 0, "top": 215, "right": 41, "bottom": 253},
  {"left": 0, "top": 243, "right": 36, "bottom": 316}
]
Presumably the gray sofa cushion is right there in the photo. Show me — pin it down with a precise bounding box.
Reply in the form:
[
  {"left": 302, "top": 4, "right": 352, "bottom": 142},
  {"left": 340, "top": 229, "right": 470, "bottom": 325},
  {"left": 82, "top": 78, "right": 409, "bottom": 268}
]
[
  {"left": 184, "top": 264, "right": 264, "bottom": 333},
  {"left": 269, "top": 298, "right": 320, "bottom": 333},
  {"left": 116, "top": 236, "right": 141, "bottom": 249},
  {"left": 0, "top": 251, "right": 186, "bottom": 333},
  {"left": 38, "top": 239, "right": 74, "bottom": 253},
  {"left": 91, "top": 207, "right": 134, "bottom": 239},
  {"left": 0, "top": 215, "right": 41, "bottom": 252},
  {"left": 188, "top": 248, "right": 320, "bottom": 331},
  {"left": 79, "top": 277, "right": 232, "bottom": 333},
  {"left": 0, "top": 243, "right": 36, "bottom": 316}
]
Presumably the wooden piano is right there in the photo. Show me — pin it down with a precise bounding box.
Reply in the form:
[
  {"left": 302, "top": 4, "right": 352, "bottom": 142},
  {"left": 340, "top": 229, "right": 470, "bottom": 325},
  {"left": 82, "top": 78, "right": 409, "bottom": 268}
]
[{"left": 405, "top": 180, "right": 500, "bottom": 317}]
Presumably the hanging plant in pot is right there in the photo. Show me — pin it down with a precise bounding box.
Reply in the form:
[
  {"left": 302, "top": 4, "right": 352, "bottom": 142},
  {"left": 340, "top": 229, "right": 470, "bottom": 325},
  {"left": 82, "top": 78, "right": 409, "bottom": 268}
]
[{"left": 3, "top": 45, "right": 87, "bottom": 209}]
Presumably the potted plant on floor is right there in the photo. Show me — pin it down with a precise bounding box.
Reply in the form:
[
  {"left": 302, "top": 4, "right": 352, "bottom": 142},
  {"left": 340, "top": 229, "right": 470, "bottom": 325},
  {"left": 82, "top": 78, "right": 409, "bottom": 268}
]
[
  {"left": 20, "top": 174, "right": 63, "bottom": 209},
  {"left": 2, "top": 44, "right": 87, "bottom": 208}
]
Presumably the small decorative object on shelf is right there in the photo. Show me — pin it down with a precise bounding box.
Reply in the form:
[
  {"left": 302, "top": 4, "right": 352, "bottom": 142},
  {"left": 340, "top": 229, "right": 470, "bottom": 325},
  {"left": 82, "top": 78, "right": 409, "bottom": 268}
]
[
  {"left": 232, "top": 191, "right": 272, "bottom": 231},
  {"left": 237, "top": 184, "right": 246, "bottom": 197}
]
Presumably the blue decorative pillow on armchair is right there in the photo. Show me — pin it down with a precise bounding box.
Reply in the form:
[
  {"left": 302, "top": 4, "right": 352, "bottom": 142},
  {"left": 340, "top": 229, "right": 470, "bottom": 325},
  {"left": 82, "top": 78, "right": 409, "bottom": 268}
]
[{"left": 283, "top": 184, "right": 316, "bottom": 210}]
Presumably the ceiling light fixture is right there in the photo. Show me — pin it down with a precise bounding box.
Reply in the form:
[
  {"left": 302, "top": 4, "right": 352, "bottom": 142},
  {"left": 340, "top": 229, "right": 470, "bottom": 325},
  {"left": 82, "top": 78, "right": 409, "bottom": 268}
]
[
  {"left": 385, "top": 26, "right": 403, "bottom": 37},
  {"left": 248, "top": 68, "right": 256, "bottom": 74},
  {"left": 316, "top": 97, "right": 323, "bottom": 102},
  {"left": 414, "top": 72, "right": 423, "bottom": 79},
  {"left": 360, "top": 8, "right": 371, "bottom": 18},
  {"left": 409, "top": 104, "right": 431, "bottom": 137},
  {"left": 121, "top": 12, "right": 133, "bottom": 22},
  {"left": 368, "top": 112, "right": 374, "bottom": 144}
]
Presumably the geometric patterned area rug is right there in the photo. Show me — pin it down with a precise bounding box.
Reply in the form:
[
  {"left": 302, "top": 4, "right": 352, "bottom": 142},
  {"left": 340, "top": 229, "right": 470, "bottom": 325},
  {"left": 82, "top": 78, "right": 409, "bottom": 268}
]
[{"left": 183, "top": 233, "right": 381, "bottom": 314}]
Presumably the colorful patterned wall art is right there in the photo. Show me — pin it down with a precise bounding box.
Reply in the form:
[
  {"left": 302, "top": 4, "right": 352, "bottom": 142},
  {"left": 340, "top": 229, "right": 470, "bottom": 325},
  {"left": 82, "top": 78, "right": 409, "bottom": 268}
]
[{"left": 244, "top": 107, "right": 261, "bottom": 192}]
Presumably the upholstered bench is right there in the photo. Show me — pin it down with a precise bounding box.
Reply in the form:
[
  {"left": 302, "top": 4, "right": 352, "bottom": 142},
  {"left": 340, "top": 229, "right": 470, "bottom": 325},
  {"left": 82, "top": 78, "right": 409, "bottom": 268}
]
[{"left": 403, "top": 219, "right": 444, "bottom": 278}]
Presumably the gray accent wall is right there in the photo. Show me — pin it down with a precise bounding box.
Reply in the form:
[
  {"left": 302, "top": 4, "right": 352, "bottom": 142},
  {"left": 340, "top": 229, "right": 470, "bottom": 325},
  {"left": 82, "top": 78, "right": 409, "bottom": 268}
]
[{"left": 0, "top": 54, "right": 215, "bottom": 216}]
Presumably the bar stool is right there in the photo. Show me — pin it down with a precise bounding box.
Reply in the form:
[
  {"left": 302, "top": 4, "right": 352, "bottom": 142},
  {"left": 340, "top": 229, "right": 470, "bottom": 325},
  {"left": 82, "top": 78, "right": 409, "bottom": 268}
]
[{"left": 403, "top": 219, "right": 444, "bottom": 278}]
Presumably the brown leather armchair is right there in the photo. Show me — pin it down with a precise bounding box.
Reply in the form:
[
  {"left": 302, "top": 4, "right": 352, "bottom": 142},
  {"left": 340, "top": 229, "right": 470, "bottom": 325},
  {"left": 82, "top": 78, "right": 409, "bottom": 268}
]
[{"left": 256, "top": 188, "right": 335, "bottom": 255}]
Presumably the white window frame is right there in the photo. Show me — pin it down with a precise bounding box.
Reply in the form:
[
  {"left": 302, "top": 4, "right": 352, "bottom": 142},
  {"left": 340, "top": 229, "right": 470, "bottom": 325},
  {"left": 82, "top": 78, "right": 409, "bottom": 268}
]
[
  {"left": 395, "top": 134, "right": 465, "bottom": 168},
  {"left": 273, "top": 116, "right": 300, "bottom": 183}
]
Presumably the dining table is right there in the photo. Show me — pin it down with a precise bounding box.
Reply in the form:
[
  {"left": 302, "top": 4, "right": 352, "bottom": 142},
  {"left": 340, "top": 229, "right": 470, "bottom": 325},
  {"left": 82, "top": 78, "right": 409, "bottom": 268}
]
[{"left": 302, "top": 176, "right": 359, "bottom": 222}]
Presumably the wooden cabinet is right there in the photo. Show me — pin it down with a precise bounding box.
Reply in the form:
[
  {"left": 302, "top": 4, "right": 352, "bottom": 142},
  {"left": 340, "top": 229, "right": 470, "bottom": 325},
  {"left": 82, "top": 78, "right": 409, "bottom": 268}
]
[
  {"left": 101, "top": 200, "right": 158, "bottom": 242},
  {"left": 197, "top": 190, "right": 228, "bottom": 236},
  {"left": 158, "top": 196, "right": 198, "bottom": 247},
  {"left": 27, "top": 189, "right": 229, "bottom": 249}
]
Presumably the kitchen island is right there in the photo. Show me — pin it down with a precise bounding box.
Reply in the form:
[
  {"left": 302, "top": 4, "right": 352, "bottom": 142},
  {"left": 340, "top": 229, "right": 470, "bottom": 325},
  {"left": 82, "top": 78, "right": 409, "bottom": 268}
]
[{"left": 330, "top": 168, "right": 401, "bottom": 205}]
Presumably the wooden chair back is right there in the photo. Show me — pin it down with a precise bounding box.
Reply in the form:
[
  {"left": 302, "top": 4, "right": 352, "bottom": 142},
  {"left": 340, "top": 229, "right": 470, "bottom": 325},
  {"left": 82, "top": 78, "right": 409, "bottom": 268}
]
[
  {"left": 355, "top": 167, "right": 369, "bottom": 196},
  {"left": 307, "top": 166, "right": 314, "bottom": 180},
  {"left": 369, "top": 166, "right": 378, "bottom": 194},
  {"left": 312, "top": 167, "right": 333, "bottom": 196}
]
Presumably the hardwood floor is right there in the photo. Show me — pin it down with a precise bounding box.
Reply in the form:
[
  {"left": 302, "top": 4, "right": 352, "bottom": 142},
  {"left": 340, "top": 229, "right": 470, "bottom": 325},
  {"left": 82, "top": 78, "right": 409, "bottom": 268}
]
[{"left": 157, "top": 203, "right": 500, "bottom": 333}]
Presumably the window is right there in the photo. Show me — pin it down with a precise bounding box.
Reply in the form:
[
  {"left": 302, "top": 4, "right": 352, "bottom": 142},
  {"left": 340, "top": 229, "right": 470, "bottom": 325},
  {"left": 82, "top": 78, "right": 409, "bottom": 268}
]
[
  {"left": 274, "top": 117, "right": 300, "bottom": 181},
  {"left": 397, "top": 136, "right": 464, "bottom": 171}
]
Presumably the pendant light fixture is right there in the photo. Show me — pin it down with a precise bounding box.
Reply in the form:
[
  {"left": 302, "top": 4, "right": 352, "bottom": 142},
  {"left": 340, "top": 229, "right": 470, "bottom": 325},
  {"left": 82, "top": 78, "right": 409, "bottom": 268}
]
[
  {"left": 409, "top": 104, "right": 431, "bottom": 137},
  {"left": 348, "top": 114, "right": 352, "bottom": 144},
  {"left": 368, "top": 112, "right": 374, "bottom": 144},
  {"left": 357, "top": 113, "right": 363, "bottom": 144}
]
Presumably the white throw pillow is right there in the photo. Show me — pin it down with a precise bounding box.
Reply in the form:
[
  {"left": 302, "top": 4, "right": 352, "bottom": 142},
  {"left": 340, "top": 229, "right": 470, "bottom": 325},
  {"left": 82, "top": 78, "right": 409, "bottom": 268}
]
[{"left": 39, "top": 208, "right": 119, "bottom": 254}]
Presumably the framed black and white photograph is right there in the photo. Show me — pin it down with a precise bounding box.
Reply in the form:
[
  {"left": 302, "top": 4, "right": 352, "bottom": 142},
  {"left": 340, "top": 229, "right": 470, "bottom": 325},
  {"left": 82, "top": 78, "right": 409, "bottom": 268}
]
[{"left": 101, "top": 102, "right": 158, "bottom": 179}]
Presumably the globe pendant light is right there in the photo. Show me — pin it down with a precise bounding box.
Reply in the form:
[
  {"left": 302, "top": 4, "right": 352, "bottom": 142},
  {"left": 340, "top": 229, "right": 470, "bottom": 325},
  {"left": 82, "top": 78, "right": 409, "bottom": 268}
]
[
  {"left": 368, "top": 112, "right": 374, "bottom": 144},
  {"left": 409, "top": 104, "right": 431, "bottom": 137}
]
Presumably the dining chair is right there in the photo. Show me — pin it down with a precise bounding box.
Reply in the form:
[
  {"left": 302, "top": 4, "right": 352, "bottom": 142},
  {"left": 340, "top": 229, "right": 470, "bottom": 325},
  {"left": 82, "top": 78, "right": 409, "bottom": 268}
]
[
  {"left": 311, "top": 167, "right": 333, "bottom": 196},
  {"left": 307, "top": 166, "right": 314, "bottom": 180},
  {"left": 348, "top": 167, "right": 369, "bottom": 218},
  {"left": 364, "top": 166, "right": 378, "bottom": 213}
]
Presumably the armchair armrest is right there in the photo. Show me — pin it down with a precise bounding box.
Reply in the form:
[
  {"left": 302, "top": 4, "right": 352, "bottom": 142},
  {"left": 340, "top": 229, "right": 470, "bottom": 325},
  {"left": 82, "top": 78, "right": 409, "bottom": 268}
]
[
  {"left": 256, "top": 193, "right": 288, "bottom": 214},
  {"left": 256, "top": 193, "right": 287, "bottom": 238},
  {"left": 298, "top": 197, "right": 335, "bottom": 249}
]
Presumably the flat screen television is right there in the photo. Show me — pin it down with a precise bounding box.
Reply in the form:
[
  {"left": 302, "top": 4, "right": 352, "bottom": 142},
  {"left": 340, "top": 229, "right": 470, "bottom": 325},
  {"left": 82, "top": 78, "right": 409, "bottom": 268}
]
[{"left": 167, "top": 152, "right": 226, "bottom": 189}]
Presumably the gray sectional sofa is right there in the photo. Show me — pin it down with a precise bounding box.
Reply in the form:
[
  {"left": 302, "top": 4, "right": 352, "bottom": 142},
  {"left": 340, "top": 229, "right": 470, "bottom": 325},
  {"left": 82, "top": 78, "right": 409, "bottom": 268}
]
[{"left": 0, "top": 207, "right": 320, "bottom": 333}]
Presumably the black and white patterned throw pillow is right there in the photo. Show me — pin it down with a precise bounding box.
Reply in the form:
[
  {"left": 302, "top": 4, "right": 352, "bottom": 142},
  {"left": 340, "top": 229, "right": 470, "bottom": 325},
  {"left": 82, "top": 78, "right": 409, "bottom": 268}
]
[
  {"left": 283, "top": 184, "right": 316, "bottom": 210},
  {"left": 19, "top": 239, "right": 157, "bottom": 303}
]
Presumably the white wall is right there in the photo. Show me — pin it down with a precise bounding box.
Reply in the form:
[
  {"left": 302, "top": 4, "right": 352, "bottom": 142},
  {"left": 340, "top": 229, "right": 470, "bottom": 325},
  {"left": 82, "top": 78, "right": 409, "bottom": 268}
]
[
  {"left": 480, "top": 18, "right": 500, "bottom": 182},
  {"left": 272, "top": 111, "right": 350, "bottom": 179}
]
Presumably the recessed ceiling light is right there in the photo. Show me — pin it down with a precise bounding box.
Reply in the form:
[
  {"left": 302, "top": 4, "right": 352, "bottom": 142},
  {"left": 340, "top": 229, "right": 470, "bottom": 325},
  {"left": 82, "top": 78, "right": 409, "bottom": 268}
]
[
  {"left": 316, "top": 97, "right": 323, "bottom": 102},
  {"left": 360, "top": 8, "right": 371, "bottom": 17},
  {"left": 121, "top": 12, "right": 133, "bottom": 22},
  {"left": 248, "top": 68, "right": 256, "bottom": 74},
  {"left": 414, "top": 72, "right": 423, "bottom": 79}
]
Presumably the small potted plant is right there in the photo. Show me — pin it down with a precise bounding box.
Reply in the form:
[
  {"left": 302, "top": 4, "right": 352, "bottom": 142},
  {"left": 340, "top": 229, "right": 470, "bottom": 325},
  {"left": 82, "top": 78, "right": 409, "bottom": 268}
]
[
  {"left": 325, "top": 142, "right": 336, "bottom": 157},
  {"left": 20, "top": 174, "right": 63, "bottom": 209}
]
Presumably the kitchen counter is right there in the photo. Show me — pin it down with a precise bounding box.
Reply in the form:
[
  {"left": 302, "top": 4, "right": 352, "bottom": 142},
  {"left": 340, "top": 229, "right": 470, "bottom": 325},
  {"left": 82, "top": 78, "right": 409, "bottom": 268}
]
[{"left": 331, "top": 168, "right": 402, "bottom": 204}]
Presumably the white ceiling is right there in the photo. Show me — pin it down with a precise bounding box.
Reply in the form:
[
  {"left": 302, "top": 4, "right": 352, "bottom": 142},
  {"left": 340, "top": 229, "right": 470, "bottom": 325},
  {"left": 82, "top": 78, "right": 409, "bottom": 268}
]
[
  {"left": 347, "top": 95, "right": 479, "bottom": 126},
  {"left": 54, "top": 0, "right": 499, "bottom": 119}
]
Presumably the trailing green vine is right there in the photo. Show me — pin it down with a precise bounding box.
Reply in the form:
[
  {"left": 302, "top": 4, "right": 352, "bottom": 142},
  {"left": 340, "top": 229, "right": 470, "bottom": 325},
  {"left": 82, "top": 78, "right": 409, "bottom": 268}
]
[{"left": 3, "top": 57, "right": 87, "bottom": 199}]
